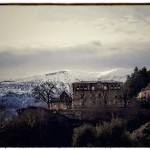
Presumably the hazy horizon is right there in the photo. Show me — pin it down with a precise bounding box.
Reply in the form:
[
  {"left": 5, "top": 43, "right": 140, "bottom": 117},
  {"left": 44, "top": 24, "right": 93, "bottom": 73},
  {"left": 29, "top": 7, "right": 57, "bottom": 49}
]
[{"left": 0, "top": 5, "right": 150, "bottom": 80}]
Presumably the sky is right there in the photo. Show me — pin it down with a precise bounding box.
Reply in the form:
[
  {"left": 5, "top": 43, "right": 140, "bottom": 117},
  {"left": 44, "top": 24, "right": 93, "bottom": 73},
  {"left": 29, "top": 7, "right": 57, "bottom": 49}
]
[{"left": 0, "top": 5, "right": 150, "bottom": 80}]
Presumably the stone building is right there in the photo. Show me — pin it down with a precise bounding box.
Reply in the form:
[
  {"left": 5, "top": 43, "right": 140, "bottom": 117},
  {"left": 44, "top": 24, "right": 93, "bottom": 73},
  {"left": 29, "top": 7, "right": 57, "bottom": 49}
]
[
  {"left": 137, "top": 83, "right": 150, "bottom": 100},
  {"left": 72, "top": 80, "right": 124, "bottom": 108},
  {"left": 48, "top": 91, "right": 72, "bottom": 110}
]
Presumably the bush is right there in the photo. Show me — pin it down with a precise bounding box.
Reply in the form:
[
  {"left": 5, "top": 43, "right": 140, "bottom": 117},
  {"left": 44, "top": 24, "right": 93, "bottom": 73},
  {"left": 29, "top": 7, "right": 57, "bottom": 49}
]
[
  {"left": 95, "top": 119, "right": 132, "bottom": 147},
  {"left": 0, "top": 106, "right": 77, "bottom": 147},
  {"left": 13, "top": 107, "right": 49, "bottom": 127},
  {"left": 131, "top": 122, "right": 150, "bottom": 147},
  {"left": 72, "top": 119, "right": 132, "bottom": 147},
  {"left": 72, "top": 124, "right": 96, "bottom": 147},
  {"left": 140, "top": 99, "right": 150, "bottom": 109}
]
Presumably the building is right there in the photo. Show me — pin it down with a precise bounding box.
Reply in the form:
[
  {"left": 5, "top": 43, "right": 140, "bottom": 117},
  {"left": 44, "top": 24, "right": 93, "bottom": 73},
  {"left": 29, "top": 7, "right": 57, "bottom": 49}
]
[
  {"left": 49, "top": 91, "right": 72, "bottom": 110},
  {"left": 137, "top": 83, "right": 150, "bottom": 100},
  {"left": 72, "top": 80, "right": 124, "bottom": 108}
]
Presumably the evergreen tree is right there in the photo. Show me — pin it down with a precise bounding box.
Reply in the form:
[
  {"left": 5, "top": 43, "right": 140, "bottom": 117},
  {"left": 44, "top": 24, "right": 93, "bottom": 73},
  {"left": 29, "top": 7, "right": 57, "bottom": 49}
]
[{"left": 124, "top": 67, "right": 150, "bottom": 99}]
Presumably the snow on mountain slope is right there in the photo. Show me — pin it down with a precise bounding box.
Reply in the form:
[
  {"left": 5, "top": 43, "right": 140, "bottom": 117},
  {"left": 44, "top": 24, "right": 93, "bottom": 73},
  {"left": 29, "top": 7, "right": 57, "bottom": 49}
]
[
  {"left": 0, "top": 68, "right": 132, "bottom": 96},
  {"left": 99, "top": 68, "right": 133, "bottom": 82}
]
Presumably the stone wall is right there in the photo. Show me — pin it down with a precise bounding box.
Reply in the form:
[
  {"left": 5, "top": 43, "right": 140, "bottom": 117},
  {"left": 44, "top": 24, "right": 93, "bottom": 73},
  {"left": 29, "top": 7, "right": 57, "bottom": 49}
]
[{"left": 72, "top": 81, "right": 124, "bottom": 109}]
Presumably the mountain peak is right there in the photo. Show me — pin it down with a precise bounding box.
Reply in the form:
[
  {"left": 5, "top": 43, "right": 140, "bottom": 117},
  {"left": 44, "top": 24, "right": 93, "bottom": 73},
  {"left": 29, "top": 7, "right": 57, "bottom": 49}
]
[{"left": 45, "top": 70, "right": 68, "bottom": 76}]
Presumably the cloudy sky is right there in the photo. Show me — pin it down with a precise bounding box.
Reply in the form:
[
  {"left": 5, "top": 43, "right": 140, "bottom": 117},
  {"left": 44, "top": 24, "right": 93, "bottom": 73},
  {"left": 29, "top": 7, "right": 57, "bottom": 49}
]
[{"left": 0, "top": 5, "right": 150, "bottom": 80}]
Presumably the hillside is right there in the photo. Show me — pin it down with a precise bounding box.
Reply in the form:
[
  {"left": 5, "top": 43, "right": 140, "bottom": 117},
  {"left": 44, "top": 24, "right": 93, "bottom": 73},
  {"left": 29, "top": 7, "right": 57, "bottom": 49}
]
[{"left": 0, "top": 68, "right": 132, "bottom": 96}]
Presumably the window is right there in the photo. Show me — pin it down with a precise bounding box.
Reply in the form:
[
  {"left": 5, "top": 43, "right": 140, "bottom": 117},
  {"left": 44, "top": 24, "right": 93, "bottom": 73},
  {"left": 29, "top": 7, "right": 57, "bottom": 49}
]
[
  {"left": 104, "top": 85, "right": 107, "bottom": 90},
  {"left": 114, "top": 85, "right": 117, "bottom": 90},
  {"left": 92, "top": 86, "right": 95, "bottom": 91},
  {"left": 84, "top": 86, "right": 88, "bottom": 90},
  {"left": 80, "top": 85, "right": 83, "bottom": 90},
  {"left": 118, "top": 85, "right": 121, "bottom": 89},
  {"left": 110, "top": 85, "right": 114, "bottom": 90},
  {"left": 76, "top": 86, "right": 80, "bottom": 91}
]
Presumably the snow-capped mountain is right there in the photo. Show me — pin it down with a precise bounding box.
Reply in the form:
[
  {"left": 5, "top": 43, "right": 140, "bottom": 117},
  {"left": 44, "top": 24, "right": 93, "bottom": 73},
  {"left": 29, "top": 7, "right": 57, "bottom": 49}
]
[{"left": 0, "top": 68, "right": 133, "bottom": 96}]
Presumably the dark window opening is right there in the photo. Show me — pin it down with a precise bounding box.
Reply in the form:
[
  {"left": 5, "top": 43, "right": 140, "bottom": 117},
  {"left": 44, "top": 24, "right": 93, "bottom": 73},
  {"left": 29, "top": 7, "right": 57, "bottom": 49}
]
[
  {"left": 76, "top": 86, "right": 80, "bottom": 91},
  {"left": 110, "top": 85, "right": 114, "bottom": 90},
  {"left": 114, "top": 85, "right": 117, "bottom": 90},
  {"left": 80, "top": 85, "right": 83, "bottom": 90}
]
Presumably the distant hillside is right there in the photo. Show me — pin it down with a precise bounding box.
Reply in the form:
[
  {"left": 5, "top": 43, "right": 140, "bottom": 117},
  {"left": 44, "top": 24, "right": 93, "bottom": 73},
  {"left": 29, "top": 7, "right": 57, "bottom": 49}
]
[{"left": 0, "top": 68, "right": 132, "bottom": 96}]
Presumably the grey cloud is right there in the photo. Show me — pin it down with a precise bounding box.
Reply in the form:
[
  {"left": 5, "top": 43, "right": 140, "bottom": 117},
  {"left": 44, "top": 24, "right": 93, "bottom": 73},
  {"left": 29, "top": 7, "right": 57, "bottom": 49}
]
[
  {"left": 90, "top": 41, "right": 101, "bottom": 46},
  {"left": 0, "top": 40, "right": 150, "bottom": 80}
]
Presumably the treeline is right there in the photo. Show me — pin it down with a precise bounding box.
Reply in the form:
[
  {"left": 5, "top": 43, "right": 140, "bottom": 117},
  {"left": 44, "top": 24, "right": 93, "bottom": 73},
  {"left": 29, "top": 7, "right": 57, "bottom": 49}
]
[{"left": 123, "top": 67, "right": 150, "bottom": 99}]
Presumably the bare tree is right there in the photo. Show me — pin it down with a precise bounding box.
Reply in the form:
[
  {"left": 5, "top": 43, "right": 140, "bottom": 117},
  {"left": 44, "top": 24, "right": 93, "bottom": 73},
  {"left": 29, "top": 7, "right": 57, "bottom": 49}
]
[
  {"left": 32, "top": 81, "right": 58, "bottom": 108},
  {"left": 79, "top": 90, "right": 87, "bottom": 106}
]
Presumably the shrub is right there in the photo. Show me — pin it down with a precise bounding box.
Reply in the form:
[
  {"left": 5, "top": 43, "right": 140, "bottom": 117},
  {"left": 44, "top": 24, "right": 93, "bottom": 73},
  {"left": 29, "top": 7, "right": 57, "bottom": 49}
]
[
  {"left": 95, "top": 118, "right": 132, "bottom": 147},
  {"left": 13, "top": 107, "right": 49, "bottom": 127},
  {"left": 131, "top": 122, "right": 150, "bottom": 147},
  {"left": 140, "top": 99, "right": 150, "bottom": 109},
  {"left": 72, "top": 119, "right": 132, "bottom": 147},
  {"left": 72, "top": 124, "right": 96, "bottom": 147}
]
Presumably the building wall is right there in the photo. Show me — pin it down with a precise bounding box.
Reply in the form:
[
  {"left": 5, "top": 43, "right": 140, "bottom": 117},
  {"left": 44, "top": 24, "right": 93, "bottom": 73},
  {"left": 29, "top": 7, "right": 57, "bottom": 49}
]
[
  {"left": 72, "top": 81, "right": 124, "bottom": 108},
  {"left": 49, "top": 102, "right": 68, "bottom": 110},
  {"left": 137, "top": 89, "right": 150, "bottom": 100}
]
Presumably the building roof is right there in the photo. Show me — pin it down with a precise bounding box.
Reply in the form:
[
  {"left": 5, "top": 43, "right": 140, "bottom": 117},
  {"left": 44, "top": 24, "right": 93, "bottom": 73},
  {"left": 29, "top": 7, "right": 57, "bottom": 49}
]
[
  {"left": 73, "top": 81, "right": 97, "bottom": 84},
  {"left": 99, "top": 80, "right": 122, "bottom": 84},
  {"left": 73, "top": 80, "right": 123, "bottom": 84},
  {"left": 51, "top": 91, "right": 71, "bottom": 103}
]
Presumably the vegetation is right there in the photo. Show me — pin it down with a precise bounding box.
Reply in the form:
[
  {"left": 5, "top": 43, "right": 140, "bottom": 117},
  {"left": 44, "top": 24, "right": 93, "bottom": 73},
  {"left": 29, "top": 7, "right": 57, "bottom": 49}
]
[
  {"left": 95, "top": 119, "right": 131, "bottom": 147},
  {"left": 72, "top": 124, "right": 96, "bottom": 147},
  {"left": 140, "top": 98, "right": 150, "bottom": 109},
  {"left": 0, "top": 106, "right": 150, "bottom": 147},
  {"left": 0, "top": 67, "right": 150, "bottom": 147},
  {"left": 72, "top": 119, "right": 132, "bottom": 147},
  {"left": 124, "top": 67, "right": 150, "bottom": 99},
  {"left": 72, "top": 119, "right": 150, "bottom": 147},
  {"left": 32, "top": 81, "right": 59, "bottom": 108},
  {"left": 131, "top": 122, "right": 150, "bottom": 147},
  {"left": 0, "top": 107, "right": 78, "bottom": 147}
]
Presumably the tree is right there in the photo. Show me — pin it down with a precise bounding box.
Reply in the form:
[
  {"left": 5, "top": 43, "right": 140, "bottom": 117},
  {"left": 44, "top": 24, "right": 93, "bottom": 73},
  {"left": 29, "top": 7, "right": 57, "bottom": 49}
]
[
  {"left": 95, "top": 119, "right": 132, "bottom": 147},
  {"left": 72, "top": 124, "right": 97, "bottom": 147},
  {"left": 131, "top": 122, "right": 150, "bottom": 147},
  {"left": 72, "top": 119, "right": 132, "bottom": 147},
  {"left": 32, "top": 81, "right": 59, "bottom": 108},
  {"left": 124, "top": 67, "right": 150, "bottom": 99}
]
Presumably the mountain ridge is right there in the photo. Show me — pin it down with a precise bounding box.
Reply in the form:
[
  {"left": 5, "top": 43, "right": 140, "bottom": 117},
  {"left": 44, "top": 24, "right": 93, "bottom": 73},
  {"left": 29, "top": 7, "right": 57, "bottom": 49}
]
[{"left": 0, "top": 68, "right": 133, "bottom": 96}]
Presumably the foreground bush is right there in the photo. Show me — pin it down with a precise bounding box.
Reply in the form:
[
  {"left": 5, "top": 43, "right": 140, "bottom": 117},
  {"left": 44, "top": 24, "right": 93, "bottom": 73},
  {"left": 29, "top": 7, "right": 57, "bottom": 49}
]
[
  {"left": 131, "top": 122, "right": 150, "bottom": 147},
  {"left": 0, "top": 107, "right": 79, "bottom": 147},
  {"left": 72, "top": 119, "right": 132, "bottom": 147},
  {"left": 72, "top": 124, "right": 96, "bottom": 147},
  {"left": 95, "top": 119, "right": 132, "bottom": 147}
]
